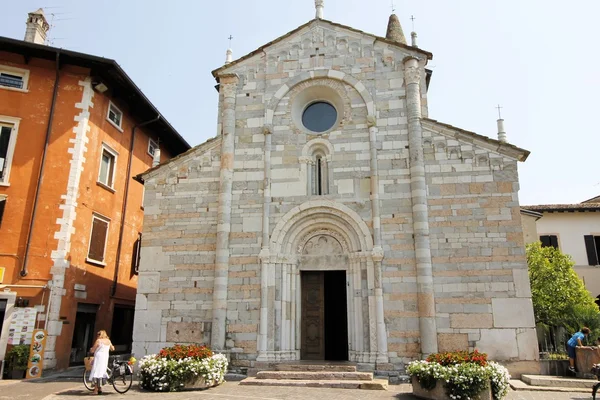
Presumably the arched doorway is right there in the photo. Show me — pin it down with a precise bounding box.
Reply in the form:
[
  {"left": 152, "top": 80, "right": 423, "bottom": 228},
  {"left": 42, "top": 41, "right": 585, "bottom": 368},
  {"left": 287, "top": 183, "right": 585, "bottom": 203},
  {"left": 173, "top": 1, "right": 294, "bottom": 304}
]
[
  {"left": 299, "top": 234, "right": 348, "bottom": 361},
  {"left": 256, "top": 200, "right": 387, "bottom": 364}
]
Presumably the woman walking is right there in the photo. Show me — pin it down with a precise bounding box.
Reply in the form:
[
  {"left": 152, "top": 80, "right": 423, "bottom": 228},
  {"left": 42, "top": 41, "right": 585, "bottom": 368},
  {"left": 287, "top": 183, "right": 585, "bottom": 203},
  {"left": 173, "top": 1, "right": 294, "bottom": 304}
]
[{"left": 89, "top": 330, "right": 115, "bottom": 395}]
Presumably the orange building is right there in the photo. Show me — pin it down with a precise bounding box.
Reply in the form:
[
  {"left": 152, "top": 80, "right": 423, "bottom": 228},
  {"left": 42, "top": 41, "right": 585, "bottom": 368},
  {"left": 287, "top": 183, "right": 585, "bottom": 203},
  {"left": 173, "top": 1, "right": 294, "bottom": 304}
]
[{"left": 0, "top": 9, "right": 190, "bottom": 371}]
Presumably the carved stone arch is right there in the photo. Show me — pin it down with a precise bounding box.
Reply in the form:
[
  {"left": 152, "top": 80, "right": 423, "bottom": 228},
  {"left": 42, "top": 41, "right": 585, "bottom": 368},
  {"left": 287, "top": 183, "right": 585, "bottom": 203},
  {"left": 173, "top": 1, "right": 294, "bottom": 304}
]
[
  {"left": 302, "top": 138, "right": 334, "bottom": 158},
  {"left": 270, "top": 200, "right": 373, "bottom": 256},
  {"left": 299, "top": 229, "right": 347, "bottom": 255},
  {"left": 265, "top": 70, "right": 375, "bottom": 125}
]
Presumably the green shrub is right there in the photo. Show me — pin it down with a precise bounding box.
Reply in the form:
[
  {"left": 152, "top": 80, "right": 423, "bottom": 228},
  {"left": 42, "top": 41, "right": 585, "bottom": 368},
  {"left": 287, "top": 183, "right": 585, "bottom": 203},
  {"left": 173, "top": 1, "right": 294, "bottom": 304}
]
[{"left": 6, "top": 345, "right": 29, "bottom": 370}]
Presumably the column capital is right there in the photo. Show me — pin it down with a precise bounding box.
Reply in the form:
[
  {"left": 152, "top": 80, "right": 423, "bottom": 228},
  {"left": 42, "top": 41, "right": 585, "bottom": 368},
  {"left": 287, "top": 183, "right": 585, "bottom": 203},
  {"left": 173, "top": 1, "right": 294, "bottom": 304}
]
[
  {"left": 299, "top": 156, "right": 313, "bottom": 164},
  {"left": 402, "top": 57, "right": 421, "bottom": 85},
  {"left": 259, "top": 247, "right": 270, "bottom": 262},
  {"left": 367, "top": 115, "right": 377, "bottom": 128},
  {"left": 219, "top": 73, "right": 239, "bottom": 85},
  {"left": 371, "top": 246, "right": 384, "bottom": 262}
]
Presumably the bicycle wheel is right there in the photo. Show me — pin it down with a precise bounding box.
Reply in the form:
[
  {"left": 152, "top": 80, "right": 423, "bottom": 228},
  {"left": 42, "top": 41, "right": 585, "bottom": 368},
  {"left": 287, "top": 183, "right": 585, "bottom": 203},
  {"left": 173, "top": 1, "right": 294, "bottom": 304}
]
[
  {"left": 83, "top": 369, "right": 94, "bottom": 391},
  {"left": 112, "top": 364, "right": 133, "bottom": 394}
]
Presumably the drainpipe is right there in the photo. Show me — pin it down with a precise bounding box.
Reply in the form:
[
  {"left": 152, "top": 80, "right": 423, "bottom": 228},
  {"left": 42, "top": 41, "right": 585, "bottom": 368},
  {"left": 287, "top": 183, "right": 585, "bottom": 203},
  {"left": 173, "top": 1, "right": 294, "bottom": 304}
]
[
  {"left": 21, "top": 51, "right": 61, "bottom": 277},
  {"left": 110, "top": 115, "right": 160, "bottom": 297}
]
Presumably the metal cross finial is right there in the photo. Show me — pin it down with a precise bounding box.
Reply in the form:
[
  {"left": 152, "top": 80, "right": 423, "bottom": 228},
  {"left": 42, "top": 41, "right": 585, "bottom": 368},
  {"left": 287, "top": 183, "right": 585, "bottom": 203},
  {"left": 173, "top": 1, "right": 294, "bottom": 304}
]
[
  {"left": 496, "top": 104, "right": 503, "bottom": 119},
  {"left": 411, "top": 15, "right": 416, "bottom": 31},
  {"left": 228, "top": 35, "right": 233, "bottom": 47},
  {"left": 391, "top": 0, "right": 395, "bottom": 13}
]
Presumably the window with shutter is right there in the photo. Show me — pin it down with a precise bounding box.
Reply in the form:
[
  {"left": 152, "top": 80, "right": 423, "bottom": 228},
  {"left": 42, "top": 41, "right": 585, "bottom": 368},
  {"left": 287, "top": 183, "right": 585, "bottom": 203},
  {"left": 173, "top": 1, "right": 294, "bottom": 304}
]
[
  {"left": 0, "top": 197, "right": 6, "bottom": 227},
  {"left": 87, "top": 214, "right": 110, "bottom": 265},
  {"left": 131, "top": 233, "right": 141, "bottom": 276},
  {"left": 540, "top": 235, "right": 559, "bottom": 249},
  {"left": 0, "top": 125, "right": 13, "bottom": 181},
  {"left": 0, "top": 66, "right": 29, "bottom": 91},
  {"left": 584, "top": 235, "right": 599, "bottom": 266}
]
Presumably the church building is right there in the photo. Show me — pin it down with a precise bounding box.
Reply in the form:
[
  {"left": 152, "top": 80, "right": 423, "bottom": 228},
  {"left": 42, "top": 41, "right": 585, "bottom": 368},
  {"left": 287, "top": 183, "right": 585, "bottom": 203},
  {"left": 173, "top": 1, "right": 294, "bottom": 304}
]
[{"left": 132, "top": 1, "right": 539, "bottom": 378}]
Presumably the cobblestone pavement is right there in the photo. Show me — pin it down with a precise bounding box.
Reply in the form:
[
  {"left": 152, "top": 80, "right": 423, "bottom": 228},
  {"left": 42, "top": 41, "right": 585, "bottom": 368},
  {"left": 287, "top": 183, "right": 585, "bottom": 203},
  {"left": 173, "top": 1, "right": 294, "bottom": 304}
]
[{"left": 39, "top": 382, "right": 595, "bottom": 400}]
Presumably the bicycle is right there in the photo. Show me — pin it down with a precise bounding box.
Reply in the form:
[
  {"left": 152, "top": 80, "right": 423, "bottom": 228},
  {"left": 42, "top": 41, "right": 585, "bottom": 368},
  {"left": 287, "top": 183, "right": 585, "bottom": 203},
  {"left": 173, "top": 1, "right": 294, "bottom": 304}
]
[{"left": 83, "top": 355, "right": 134, "bottom": 394}]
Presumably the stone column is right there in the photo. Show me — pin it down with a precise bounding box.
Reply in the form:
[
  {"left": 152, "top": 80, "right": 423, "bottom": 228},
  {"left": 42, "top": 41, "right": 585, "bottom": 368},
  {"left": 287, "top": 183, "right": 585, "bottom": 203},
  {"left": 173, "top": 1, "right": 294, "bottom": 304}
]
[
  {"left": 257, "top": 124, "right": 272, "bottom": 359},
  {"left": 367, "top": 115, "right": 389, "bottom": 364},
  {"left": 210, "top": 73, "right": 238, "bottom": 351},
  {"left": 403, "top": 57, "right": 438, "bottom": 356}
]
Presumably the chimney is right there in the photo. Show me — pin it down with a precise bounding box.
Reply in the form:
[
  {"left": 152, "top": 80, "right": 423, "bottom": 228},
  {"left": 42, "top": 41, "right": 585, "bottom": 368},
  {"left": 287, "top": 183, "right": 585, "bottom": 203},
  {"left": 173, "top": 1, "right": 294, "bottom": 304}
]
[
  {"left": 495, "top": 105, "right": 507, "bottom": 143},
  {"left": 315, "top": 0, "right": 324, "bottom": 19},
  {"left": 24, "top": 8, "right": 49, "bottom": 45},
  {"left": 152, "top": 147, "right": 161, "bottom": 167},
  {"left": 497, "top": 118, "right": 507, "bottom": 143},
  {"left": 411, "top": 31, "right": 418, "bottom": 47}
]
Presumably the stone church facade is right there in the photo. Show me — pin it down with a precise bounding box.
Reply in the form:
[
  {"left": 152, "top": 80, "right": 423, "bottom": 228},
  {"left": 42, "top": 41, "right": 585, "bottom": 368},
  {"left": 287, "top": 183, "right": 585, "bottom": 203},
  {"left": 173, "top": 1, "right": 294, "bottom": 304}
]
[{"left": 132, "top": 7, "right": 539, "bottom": 376}]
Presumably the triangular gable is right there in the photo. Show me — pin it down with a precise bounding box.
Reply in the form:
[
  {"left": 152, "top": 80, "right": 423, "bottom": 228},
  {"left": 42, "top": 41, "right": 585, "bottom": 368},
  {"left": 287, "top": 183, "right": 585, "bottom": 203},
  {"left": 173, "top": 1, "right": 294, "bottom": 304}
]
[
  {"left": 136, "top": 135, "right": 221, "bottom": 182},
  {"left": 422, "top": 118, "right": 530, "bottom": 162},
  {"left": 211, "top": 18, "right": 432, "bottom": 79}
]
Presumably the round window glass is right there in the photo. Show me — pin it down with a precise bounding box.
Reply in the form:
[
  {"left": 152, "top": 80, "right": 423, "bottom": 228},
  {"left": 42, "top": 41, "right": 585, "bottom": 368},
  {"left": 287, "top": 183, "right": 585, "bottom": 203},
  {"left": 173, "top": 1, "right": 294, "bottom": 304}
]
[{"left": 302, "top": 102, "right": 337, "bottom": 133}]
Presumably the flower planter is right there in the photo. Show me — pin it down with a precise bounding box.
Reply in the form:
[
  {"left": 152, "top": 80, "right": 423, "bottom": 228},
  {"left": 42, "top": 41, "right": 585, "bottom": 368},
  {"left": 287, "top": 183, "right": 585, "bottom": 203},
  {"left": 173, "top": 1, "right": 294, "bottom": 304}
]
[
  {"left": 139, "top": 350, "right": 228, "bottom": 392},
  {"left": 412, "top": 376, "right": 492, "bottom": 400},
  {"left": 181, "top": 376, "right": 220, "bottom": 390}
]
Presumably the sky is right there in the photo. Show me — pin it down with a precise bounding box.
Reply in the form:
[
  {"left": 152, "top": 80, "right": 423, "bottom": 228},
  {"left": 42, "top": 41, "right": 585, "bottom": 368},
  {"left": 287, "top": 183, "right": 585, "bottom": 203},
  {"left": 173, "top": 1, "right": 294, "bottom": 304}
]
[{"left": 2, "top": 0, "right": 599, "bottom": 206}]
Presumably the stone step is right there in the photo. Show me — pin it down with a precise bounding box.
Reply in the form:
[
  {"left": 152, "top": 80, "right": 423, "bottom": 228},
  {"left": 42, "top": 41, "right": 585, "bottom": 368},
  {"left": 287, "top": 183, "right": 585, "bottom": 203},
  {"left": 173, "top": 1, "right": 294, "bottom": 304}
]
[
  {"left": 274, "top": 364, "right": 357, "bottom": 372},
  {"left": 521, "top": 375, "right": 598, "bottom": 389},
  {"left": 240, "top": 377, "right": 388, "bottom": 390},
  {"left": 256, "top": 371, "right": 373, "bottom": 381},
  {"left": 510, "top": 379, "right": 592, "bottom": 393}
]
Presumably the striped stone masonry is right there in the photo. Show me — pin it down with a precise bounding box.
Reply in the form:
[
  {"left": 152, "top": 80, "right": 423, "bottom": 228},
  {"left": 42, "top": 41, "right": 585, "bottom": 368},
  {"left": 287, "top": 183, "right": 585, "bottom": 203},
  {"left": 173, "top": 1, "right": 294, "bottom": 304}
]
[{"left": 132, "top": 19, "right": 538, "bottom": 378}]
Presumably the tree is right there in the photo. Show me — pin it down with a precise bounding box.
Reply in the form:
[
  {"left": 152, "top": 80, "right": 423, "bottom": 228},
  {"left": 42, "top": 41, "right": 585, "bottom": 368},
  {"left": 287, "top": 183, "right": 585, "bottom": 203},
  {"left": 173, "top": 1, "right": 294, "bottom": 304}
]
[{"left": 526, "top": 242, "right": 599, "bottom": 329}]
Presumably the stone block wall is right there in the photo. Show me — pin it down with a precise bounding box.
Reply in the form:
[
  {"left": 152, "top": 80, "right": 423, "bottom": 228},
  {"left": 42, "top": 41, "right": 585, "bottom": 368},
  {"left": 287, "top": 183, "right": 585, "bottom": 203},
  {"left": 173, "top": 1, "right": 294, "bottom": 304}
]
[{"left": 132, "top": 139, "right": 221, "bottom": 357}]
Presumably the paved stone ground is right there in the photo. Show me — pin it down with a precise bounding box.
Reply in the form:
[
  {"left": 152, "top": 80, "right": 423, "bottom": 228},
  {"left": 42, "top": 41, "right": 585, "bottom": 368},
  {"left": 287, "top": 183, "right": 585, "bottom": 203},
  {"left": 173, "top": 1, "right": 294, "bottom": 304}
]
[{"left": 34, "top": 381, "right": 595, "bottom": 400}]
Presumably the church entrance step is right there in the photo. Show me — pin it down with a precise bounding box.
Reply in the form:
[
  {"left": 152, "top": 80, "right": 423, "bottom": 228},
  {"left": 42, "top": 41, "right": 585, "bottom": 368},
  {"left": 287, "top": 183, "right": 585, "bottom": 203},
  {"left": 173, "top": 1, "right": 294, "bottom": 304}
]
[
  {"left": 274, "top": 363, "right": 356, "bottom": 372},
  {"left": 256, "top": 371, "right": 373, "bottom": 381},
  {"left": 239, "top": 377, "right": 389, "bottom": 390},
  {"left": 520, "top": 374, "right": 598, "bottom": 389}
]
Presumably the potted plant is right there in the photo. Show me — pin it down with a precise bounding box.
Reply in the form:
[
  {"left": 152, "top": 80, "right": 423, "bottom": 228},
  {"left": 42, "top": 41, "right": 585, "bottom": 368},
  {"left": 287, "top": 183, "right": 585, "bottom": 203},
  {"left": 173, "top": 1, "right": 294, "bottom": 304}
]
[
  {"left": 138, "top": 344, "right": 228, "bottom": 392},
  {"left": 6, "top": 345, "right": 30, "bottom": 379},
  {"left": 407, "top": 350, "right": 511, "bottom": 400}
]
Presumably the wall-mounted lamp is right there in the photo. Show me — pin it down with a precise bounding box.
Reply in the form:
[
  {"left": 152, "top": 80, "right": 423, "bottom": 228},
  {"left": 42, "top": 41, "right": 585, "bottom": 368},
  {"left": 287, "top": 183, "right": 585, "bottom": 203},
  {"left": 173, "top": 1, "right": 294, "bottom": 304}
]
[{"left": 93, "top": 81, "right": 108, "bottom": 93}]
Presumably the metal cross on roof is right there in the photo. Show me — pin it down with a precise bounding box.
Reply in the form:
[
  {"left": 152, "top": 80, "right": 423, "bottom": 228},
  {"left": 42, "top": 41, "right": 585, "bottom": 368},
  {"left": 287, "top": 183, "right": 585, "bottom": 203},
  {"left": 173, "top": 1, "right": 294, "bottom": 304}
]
[
  {"left": 411, "top": 15, "right": 416, "bottom": 31},
  {"left": 391, "top": 0, "right": 395, "bottom": 13},
  {"left": 228, "top": 35, "right": 233, "bottom": 47},
  {"left": 496, "top": 104, "right": 503, "bottom": 119}
]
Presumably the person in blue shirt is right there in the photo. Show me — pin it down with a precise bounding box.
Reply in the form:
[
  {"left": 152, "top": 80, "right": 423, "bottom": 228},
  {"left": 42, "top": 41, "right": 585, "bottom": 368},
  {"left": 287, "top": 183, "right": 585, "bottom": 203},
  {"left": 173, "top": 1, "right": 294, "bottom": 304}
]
[{"left": 567, "top": 327, "right": 590, "bottom": 373}]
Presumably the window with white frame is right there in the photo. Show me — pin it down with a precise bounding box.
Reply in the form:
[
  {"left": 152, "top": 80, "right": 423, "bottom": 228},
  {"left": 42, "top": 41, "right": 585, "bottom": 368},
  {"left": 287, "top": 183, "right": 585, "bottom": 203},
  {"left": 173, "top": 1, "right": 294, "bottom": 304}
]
[
  {"left": 0, "top": 116, "right": 21, "bottom": 185},
  {"left": 106, "top": 101, "right": 123, "bottom": 130},
  {"left": 98, "top": 144, "right": 117, "bottom": 189},
  {"left": 87, "top": 214, "right": 110, "bottom": 265},
  {"left": 148, "top": 138, "right": 158, "bottom": 157},
  {"left": 0, "top": 66, "right": 30, "bottom": 91}
]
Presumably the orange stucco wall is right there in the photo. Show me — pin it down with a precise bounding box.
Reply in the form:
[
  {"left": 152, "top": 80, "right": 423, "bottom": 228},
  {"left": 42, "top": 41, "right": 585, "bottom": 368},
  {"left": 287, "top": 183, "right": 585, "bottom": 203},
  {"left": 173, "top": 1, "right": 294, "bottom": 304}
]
[{"left": 0, "top": 50, "right": 173, "bottom": 369}]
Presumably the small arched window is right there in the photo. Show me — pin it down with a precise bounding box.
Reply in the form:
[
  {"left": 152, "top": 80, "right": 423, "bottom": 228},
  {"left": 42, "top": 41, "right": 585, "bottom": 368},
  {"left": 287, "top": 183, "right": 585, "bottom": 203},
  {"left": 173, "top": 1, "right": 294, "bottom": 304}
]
[
  {"left": 311, "top": 149, "right": 328, "bottom": 196},
  {"left": 303, "top": 139, "right": 334, "bottom": 197}
]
